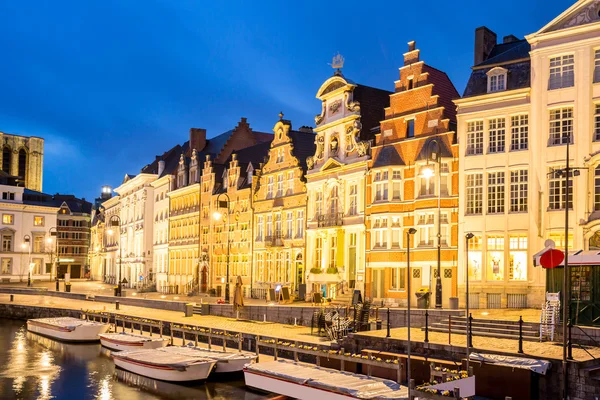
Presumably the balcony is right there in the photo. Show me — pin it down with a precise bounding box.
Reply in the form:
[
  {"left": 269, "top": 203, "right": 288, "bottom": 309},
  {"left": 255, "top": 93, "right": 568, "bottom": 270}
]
[
  {"left": 265, "top": 232, "right": 284, "bottom": 247},
  {"left": 317, "top": 212, "right": 344, "bottom": 228}
]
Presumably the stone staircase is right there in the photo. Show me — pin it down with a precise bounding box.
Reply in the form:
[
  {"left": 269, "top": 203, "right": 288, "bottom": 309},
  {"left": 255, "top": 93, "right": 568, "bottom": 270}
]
[
  {"left": 330, "top": 290, "right": 353, "bottom": 306},
  {"left": 426, "top": 316, "right": 540, "bottom": 341}
]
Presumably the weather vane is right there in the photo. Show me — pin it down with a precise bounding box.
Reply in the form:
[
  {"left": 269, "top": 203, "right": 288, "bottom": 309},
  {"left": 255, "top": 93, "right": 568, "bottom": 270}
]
[{"left": 329, "top": 52, "right": 345, "bottom": 72}]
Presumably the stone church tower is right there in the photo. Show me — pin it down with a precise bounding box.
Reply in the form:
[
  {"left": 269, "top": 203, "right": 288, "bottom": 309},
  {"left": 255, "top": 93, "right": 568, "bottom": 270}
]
[{"left": 0, "top": 132, "right": 44, "bottom": 191}]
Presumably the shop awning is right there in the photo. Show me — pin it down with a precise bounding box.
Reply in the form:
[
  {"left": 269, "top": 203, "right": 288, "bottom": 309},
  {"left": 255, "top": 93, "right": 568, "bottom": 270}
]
[{"left": 533, "top": 249, "right": 600, "bottom": 267}]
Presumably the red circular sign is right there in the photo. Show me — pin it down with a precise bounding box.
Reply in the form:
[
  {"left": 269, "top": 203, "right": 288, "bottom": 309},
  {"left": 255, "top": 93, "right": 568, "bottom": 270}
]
[{"left": 540, "top": 249, "right": 565, "bottom": 269}]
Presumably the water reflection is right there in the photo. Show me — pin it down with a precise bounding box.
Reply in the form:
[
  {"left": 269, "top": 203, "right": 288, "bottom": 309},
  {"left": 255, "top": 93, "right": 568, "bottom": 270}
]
[{"left": 0, "top": 319, "right": 272, "bottom": 399}]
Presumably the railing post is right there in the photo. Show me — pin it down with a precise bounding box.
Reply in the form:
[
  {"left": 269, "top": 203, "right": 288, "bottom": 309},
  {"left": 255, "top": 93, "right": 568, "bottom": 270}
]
[
  {"left": 567, "top": 318, "right": 573, "bottom": 360},
  {"left": 424, "top": 310, "right": 429, "bottom": 343},
  {"left": 518, "top": 316, "right": 524, "bottom": 354},
  {"left": 386, "top": 307, "right": 391, "bottom": 338},
  {"left": 468, "top": 313, "right": 473, "bottom": 348},
  {"left": 448, "top": 314, "right": 452, "bottom": 344}
]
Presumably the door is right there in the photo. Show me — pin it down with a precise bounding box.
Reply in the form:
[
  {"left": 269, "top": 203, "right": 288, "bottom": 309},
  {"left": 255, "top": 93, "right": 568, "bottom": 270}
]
[
  {"left": 348, "top": 247, "right": 356, "bottom": 289},
  {"left": 371, "top": 270, "right": 384, "bottom": 299},
  {"left": 200, "top": 265, "right": 208, "bottom": 293},
  {"left": 70, "top": 265, "right": 81, "bottom": 279},
  {"left": 570, "top": 265, "right": 600, "bottom": 326}
]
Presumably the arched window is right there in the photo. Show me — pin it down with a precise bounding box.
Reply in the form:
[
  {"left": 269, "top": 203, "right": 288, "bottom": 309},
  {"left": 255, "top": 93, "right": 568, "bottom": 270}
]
[
  {"left": 18, "top": 149, "right": 27, "bottom": 180},
  {"left": 595, "top": 165, "right": 600, "bottom": 211},
  {"left": 2, "top": 147, "right": 11, "bottom": 173}
]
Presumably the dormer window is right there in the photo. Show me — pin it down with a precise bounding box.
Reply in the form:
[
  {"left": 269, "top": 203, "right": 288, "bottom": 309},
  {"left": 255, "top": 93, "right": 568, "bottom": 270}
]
[{"left": 486, "top": 67, "right": 507, "bottom": 93}]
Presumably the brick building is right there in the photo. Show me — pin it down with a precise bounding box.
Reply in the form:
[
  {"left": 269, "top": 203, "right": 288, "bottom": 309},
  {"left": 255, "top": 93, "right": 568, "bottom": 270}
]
[
  {"left": 252, "top": 115, "right": 315, "bottom": 299},
  {"left": 366, "top": 42, "right": 460, "bottom": 307},
  {"left": 55, "top": 195, "right": 93, "bottom": 279}
]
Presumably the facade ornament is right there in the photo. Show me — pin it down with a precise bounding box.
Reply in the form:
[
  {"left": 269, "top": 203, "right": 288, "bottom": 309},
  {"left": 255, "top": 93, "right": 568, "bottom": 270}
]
[
  {"left": 345, "top": 120, "right": 362, "bottom": 155},
  {"left": 306, "top": 156, "right": 315, "bottom": 170},
  {"left": 329, "top": 99, "right": 342, "bottom": 115},
  {"left": 330, "top": 135, "right": 339, "bottom": 156},
  {"left": 314, "top": 102, "right": 326, "bottom": 125},
  {"left": 556, "top": 1, "right": 600, "bottom": 30},
  {"left": 315, "top": 135, "right": 325, "bottom": 160},
  {"left": 344, "top": 91, "right": 360, "bottom": 112},
  {"left": 179, "top": 153, "right": 185, "bottom": 166},
  {"left": 356, "top": 140, "right": 370, "bottom": 157},
  {"left": 329, "top": 52, "right": 344, "bottom": 76},
  {"left": 191, "top": 148, "right": 197, "bottom": 162}
]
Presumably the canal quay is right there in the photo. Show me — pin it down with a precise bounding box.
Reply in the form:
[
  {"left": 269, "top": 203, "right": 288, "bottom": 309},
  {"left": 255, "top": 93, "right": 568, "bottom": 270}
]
[{"left": 0, "top": 287, "right": 599, "bottom": 400}]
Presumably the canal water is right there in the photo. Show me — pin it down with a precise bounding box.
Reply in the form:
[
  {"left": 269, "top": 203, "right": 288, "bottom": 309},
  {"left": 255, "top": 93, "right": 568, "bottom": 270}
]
[{"left": 0, "top": 318, "right": 272, "bottom": 400}]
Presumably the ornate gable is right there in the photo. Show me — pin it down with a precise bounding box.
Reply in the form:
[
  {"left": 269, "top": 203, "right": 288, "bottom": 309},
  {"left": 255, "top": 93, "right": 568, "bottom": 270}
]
[{"left": 535, "top": 0, "right": 600, "bottom": 34}]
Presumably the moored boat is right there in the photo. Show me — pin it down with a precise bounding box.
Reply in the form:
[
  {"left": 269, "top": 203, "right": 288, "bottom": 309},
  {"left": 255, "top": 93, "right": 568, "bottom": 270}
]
[
  {"left": 162, "top": 345, "right": 257, "bottom": 373},
  {"left": 244, "top": 360, "right": 409, "bottom": 400},
  {"left": 27, "top": 317, "right": 109, "bottom": 342},
  {"left": 112, "top": 348, "right": 217, "bottom": 382},
  {"left": 99, "top": 332, "right": 169, "bottom": 352}
]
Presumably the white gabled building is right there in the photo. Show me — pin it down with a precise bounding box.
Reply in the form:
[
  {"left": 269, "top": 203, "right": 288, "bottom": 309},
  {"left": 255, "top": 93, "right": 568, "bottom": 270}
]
[
  {"left": 0, "top": 184, "right": 58, "bottom": 282},
  {"left": 456, "top": 0, "right": 600, "bottom": 309}
]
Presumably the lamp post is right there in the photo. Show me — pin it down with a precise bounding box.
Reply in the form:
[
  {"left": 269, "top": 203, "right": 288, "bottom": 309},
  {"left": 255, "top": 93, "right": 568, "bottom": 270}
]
[
  {"left": 465, "top": 232, "right": 474, "bottom": 371},
  {"left": 47, "top": 227, "right": 57, "bottom": 281},
  {"left": 23, "top": 235, "right": 32, "bottom": 286},
  {"left": 213, "top": 193, "right": 231, "bottom": 303},
  {"left": 406, "top": 227, "right": 417, "bottom": 391},
  {"left": 422, "top": 139, "right": 443, "bottom": 309},
  {"left": 107, "top": 215, "right": 123, "bottom": 297}
]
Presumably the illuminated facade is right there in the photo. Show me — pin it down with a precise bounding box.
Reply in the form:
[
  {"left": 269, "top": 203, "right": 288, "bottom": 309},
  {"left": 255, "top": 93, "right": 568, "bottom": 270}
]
[
  {"left": 305, "top": 68, "right": 390, "bottom": 299},
  {"left": 366, "top": 42, "right": 460, "bottom": 307},
  {"left": 252, "top": 117, "right": 314, "bottom": 298},
  {"left": 55, "top": 196, "right": 92, "bottom": 279},
  {"left": 456, "top": 0, "right": 600, "bottom": 308},
  {"left": 151, "top": 175, "right": 171, "bottom": 292}
]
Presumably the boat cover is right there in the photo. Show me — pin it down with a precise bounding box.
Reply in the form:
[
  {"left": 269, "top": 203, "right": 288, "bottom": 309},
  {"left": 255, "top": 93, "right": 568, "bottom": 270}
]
[
  {"left": 163, "top": 345, "right": 256, "bottom": 361},
  {"left": 114, "top": 348, "right": 215, "bottom": 371},
  {"left": 469, "top": 352, "right": 551, "bottom": 375},
  {"left": 246, "top": 360, "right": 409, "bottom": 399},
  {"left": 30, "top": 317, "right": 103, "bottom": 331},
  {"left": 100, "top": 332, "right": 166, "bottom": 343}
]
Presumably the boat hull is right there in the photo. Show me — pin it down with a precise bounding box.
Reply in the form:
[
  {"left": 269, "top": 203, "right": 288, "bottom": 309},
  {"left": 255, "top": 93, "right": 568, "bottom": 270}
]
[
  {"left": 99, "top": 335, "right": 168, "bottom": 352},
  {"left": 214, "top": 356, "right": 256, "bottom": 373},
  {"left": 113, "top": 355, "right": 216, "bottom": 382},
  {"left": 27, "top": 320, "right": 109, "bottom": 342},
  {"left": 244, "top": 369, "right": 354, "bottom": 400}
]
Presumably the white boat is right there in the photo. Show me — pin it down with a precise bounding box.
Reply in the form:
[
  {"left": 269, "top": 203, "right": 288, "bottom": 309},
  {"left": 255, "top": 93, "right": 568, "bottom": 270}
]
[
  {"left": 27, "top": 317, "right": 109, "bottom": 342},
  {"left": 112, "top": 348, "right": 217, "bottom": 382},
  {"left": 161, "top": 345, "right": 257, "bottom": 373},
  {"left": 244, "top": 360, "right": 409, "bottom": 400},
  {"left": 99, "top": 332, "right": 169, "bottom": 352}
]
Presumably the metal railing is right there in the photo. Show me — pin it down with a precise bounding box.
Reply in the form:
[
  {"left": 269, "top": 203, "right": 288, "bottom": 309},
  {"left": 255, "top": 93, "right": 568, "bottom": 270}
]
[
  {"left": 317, "top": 212, "right": 344, "bottom": 228},
  {"left": 159, "top": 284, "right": 179, "bottom": 294},
  {"left": 264, "top": 232, "right": 284, "bottom": 247}
]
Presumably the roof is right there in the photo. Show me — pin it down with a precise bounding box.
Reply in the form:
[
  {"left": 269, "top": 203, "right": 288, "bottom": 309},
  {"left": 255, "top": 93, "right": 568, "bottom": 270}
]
[
  {"left": 353, "top": 84, "right": 392, "bottom": 143},
  {"left": 415, "top": 136, "right": 454, "bottom": 161},
  {"left": 422, "top": 64, "right": 460, "bottom": 123},
  {"left": 372, "top": 146, "right": 405, "bottom": 168},
  {"left": 228, "top": 141, "right": 273, "bottom": 188},
  {"left": 463, "top": 39, "right": 531, "bottom": 98},
  {"left": 288, "top": 130, "right": 317, "bottom": 172}
]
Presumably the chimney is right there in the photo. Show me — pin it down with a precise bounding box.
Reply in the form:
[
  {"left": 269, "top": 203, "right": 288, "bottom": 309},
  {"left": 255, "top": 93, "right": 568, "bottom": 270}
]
[
  {"left": 190, "top": 128, "right": 206, "bottom": 153},
  {"left": 503, "top": 34, "right": 519, "bottom": 44},
  {"left": 474, "top": 26, "right": 497, "bottom": 65},
  {"left": 157, "top": 160, "right": 165, "bottom": 176},
  {"left": 299, "top": 126, "right": 314, "bottom": 133}
]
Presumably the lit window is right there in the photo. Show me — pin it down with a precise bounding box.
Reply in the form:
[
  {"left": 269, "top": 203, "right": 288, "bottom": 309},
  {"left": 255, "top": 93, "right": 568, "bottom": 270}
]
[
  {"left": 466, "top": 121, "right": 484, "bottom": 155},
  {"left": 548, "top": 55, "right": 574, "bottom": 90},
  {"left": 391, "top": 267, "right": 406, "bottom": 290},
  {"left": 488, "top": 118, "right": 505, "bottom": 153},
  {"left": 487, "top": 172, "right": 505, "bottom": 214},
  {"left": 266, "top": 176, "right": 274, "bottom": 198},
  {"left": 487, "top": 236, "right": 505, "bottom": 281},
  {"left": 487, "top": 67, "right": 507, "bottom": 93},
  {"left": 549, "top": 107, "right": 574, "bottom": 146},
  {"left": 2, "top": 214, "right": 13, "bottom": 225},
  {"left": 510, "top": 114, "right": 528, "bottom": 151},
  {"left": 594, "top": 49, "right": 600, "bottom": 83},
  {"left": 467, "top": 235, "right": 482, "bottom": 281},
  {"left": 348, "top": 184, "right": 358, "bottom": 215},
  {"left": 34, "top": 216, "right": 44, "bottom": 226},
  {"left": 548, "top": 166, "right": 573, "bottom": 210},
  {"left": 509, "top": 170, "right": 528, "bottom": 212},
  {"left": 509, "top": 234, "right": 527, "bottom": 281}
]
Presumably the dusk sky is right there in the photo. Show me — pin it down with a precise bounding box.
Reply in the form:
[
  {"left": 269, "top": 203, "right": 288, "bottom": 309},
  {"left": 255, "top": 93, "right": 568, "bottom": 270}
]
[{"left": 0, "top": 0, "right": 568, "bottom": 202}]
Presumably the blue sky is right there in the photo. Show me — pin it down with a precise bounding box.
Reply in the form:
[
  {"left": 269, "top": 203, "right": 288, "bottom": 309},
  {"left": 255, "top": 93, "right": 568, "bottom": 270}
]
[{"left": 0, "top": 0, "right": 569, "bottom": 201}]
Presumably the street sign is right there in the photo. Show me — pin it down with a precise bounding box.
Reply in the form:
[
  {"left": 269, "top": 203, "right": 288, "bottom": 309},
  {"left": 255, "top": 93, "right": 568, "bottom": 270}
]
[
  {"left": 121, "top": 277, "right": 128, "bottom": 284},
  {"left": 540, "top": 249, "right": 564, "bottom": 269}
]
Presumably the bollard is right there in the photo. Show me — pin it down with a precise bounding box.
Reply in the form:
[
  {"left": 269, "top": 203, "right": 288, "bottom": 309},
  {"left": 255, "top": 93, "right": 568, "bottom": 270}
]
[
  {"left": 568, "top": 318, "right": 573, "bottom": 360},
  {"left": 424, "top": 310, "right": 429, "bottom": 343},
  {"left": 115, "top": 301, "right": 120, "bottom": 310},
  {"left": 468, "top": 313, "right": 473, "bottom": 348},
  {"left": 9, "top": 294, "right": 13, "bottom": 302},
  {"left": 448, "top": 314, "right": 452, "bottom": 344},
  {"left": 386, "top": 308, "right": 391, "bottom": 338},
  {"left": 55, "top": 279, "right": 59, "bottom": 291},
  {"left": 518, "top": 316, "right": 524, "bottom": 354}
]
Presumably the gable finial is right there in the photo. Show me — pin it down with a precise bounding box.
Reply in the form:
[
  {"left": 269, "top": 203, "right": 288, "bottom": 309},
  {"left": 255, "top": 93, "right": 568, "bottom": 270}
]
[
  {"left": 279, "top": 111, "right": 284, "bottom": 120},
  {"left": 329, "top": 52, "right": 345, "bottom": 75}
]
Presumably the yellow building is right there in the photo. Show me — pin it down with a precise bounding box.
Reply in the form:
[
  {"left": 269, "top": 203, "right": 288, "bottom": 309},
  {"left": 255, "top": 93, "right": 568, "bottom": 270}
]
[{"left": 252, "top": 116, "right": 315, "bottom": 299}]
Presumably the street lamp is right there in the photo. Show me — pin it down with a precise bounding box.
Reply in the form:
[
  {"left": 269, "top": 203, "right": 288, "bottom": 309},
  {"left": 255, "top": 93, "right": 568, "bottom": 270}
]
[
  {"left": 107, "top": 215, "right": 123, "bottom": 297},
  {"left": 422, "top": 139, "right": 443, "bottom": 309},
  {"left": 23, "top": 235, "right": 32, "bottom": 287},
  {"left": 48, "top": 227, "right": 57, "bottom": 282},
  {"left": 406, "top": 227, "right": 417, "bottom": 392},
  {"left": 465, "top": 232, "right": 475, "bottom": 371},
  {"left": 214, "top": 193, "right": 231, "bottom": 303}
]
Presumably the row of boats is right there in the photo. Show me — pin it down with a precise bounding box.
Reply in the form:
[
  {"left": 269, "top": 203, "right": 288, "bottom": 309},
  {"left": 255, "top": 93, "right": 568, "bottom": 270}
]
[
  {"left": 26, "top": 316, "right": 256, "bottom": 381},
  {"left": 26, "top": 316, "right": 410, "bottom": 399}
]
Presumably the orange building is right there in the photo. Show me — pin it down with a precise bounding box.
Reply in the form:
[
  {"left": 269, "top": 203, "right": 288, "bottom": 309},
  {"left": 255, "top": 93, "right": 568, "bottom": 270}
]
[{"left": 366, "top": 42, "right": 460, "bottom": 307}]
